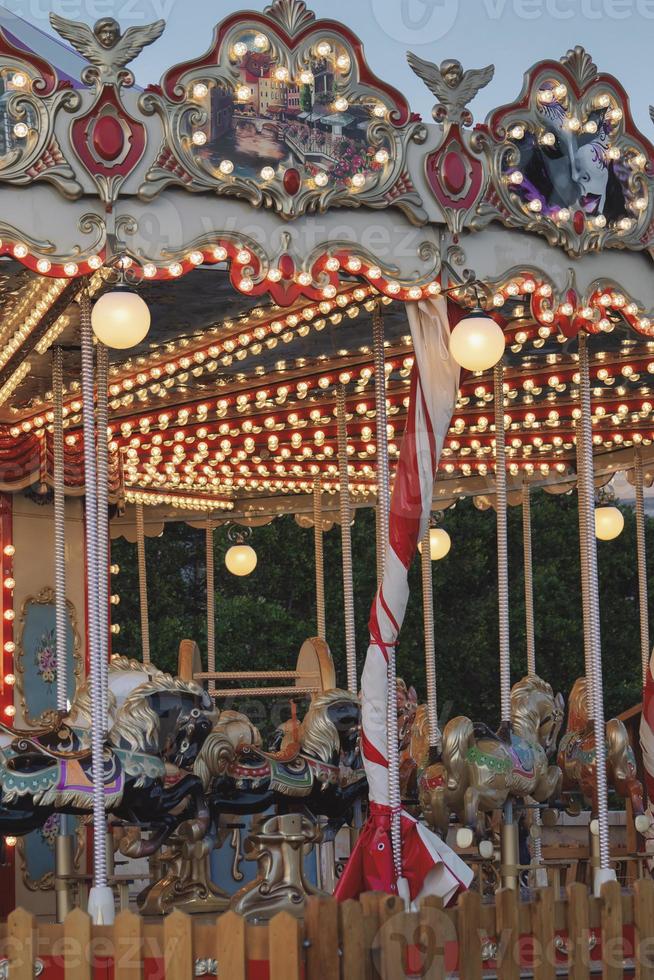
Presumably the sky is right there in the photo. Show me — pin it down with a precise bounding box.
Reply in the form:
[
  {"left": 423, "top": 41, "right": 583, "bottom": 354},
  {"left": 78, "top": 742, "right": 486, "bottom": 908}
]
[{"left": 3, "top": 0, "right": 654, "bottom": 131}]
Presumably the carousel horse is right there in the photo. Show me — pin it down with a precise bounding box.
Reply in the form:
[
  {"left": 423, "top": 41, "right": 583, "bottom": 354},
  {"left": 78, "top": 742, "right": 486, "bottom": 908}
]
[
  {"left": 0, "top": 673, "right": 216, "bottom": 856},
  {"left": 420, "top": 675, "right": 564, "bottom": 851},
  {"left": 557, "top": 676, "right": 649, "bottom": 833},
  {"left": 195, "top": 689, "right": 367, "bottom": 825},
  {"left": 396, "top": 678, "right": 440, "bottom": 804}
]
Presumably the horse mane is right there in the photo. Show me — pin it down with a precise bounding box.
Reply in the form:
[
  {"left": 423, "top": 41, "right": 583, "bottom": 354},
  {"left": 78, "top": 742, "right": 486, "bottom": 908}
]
[
  {"left": 567, "top": 676, "right": 589, "bottom": 731},
  {"left": 194, "top": 710, "right": 262, "bottom": 791},
  {"left": 66, "top": 656, "right": 161, "bottom": 730},
  {"left": 301, "top": 689, "right": 359, "bottom": 764},
  {"left": 511, "top": 674, "right": 555, "bottom": 739},
  {"left": 108, "top": 674, "right": 207, "bottom": 753},
  {"left": 108, "top": 655, "right": 164, "bottom": 675}
]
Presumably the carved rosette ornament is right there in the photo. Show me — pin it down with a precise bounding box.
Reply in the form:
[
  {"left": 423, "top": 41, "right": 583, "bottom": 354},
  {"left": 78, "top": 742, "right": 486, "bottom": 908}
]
[
  {"left": 138, "top": 0, "right": 426, "bottom": 222},
  {"left": 49, "top": 14, "right": 165, "bottom": 205},
  {"left": 471, "top": 46, "right": 654, "bottom": 256},
  {"left": 408, "top": 54, "right": 493, "bottom": 233}
]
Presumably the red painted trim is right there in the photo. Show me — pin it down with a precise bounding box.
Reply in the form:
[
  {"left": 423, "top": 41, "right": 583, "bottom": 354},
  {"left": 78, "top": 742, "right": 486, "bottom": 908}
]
[{"left": 0, "top": 493, "right": 15, "bottom": 917}]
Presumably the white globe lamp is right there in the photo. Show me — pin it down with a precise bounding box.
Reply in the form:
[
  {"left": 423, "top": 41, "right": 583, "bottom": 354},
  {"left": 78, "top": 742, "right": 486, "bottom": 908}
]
[
  {"left": 91, "top": 285, "right": 151, "bottom": 350},
  {"left": 418, "top": 527, "right": 452, "bottom": 560},
  {"left": 225, "top": 543, "right": 257, "bottom": 576},
  {"left": 449, "top": 310, "right": 505, "bottom": 372},
  {"left": 594, "top": 505, "right": 624, "bottom": 541}
]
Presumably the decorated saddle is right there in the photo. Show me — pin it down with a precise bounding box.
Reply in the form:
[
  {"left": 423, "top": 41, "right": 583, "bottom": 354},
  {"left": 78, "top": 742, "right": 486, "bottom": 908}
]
[{"left": 226, "top": 744, "right": 341, "bottom": 797}]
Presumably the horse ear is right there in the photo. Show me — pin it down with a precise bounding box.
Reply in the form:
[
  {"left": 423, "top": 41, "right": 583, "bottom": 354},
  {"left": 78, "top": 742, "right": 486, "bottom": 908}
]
[{"left": 556, "top": 693, "right": 565, "bottom": 712}]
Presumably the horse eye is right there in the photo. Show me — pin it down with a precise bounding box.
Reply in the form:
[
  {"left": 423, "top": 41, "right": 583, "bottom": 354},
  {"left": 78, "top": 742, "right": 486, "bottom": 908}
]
[
  {"left": 180, "top": 740, "right": 189, "bottom": 752},
  {"left": 191, "top": 708, "right": 200, "bottom": 718}
]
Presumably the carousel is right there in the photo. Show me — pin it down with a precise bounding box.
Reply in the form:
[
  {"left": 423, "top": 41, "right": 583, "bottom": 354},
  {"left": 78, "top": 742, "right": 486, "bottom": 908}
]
[{"left": 0, "top": 0, "right": 652, "bottom": 974}]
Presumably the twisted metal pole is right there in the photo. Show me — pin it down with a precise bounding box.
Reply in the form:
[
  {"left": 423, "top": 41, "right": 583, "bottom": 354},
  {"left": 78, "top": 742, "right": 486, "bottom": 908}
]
[
  {"left": 80, "top": 289, "right": 112, "bottom": 922},
  {"left": 96, "top": 342, "right": 110, "bottom": 730},
  {"left": 634, "top": 448, "right": 650, "bottom": 686},
  {"left": 421, "top": 525, "right": 439, "bottom": 749},
  {"left": 336, "top": 383, "right": 357, "bottom": 693},
  {"left": 495, "top": 361, "right": 511, "bottom": 723},
  {"left": 206, "top": 521, "right": 216, "bottom": 693},
  {"left": 313, "top": 477, "right": 326, "bottom": 641},
  {"left": 575, "top": 413, "right": 594, "bottom": 717},
  {"left": 52, "top": 347, "right": 68, "bottom": 713},
  {"left": 577, "top": 332, "right": 612, "bottom": 881},
  {"left": 135, "top": 502, "right": 151, "bottom": 666},
  {"left": 522, "top": 482, "right": 536, "bottom": 678},
  {"left": 373, "top": 304, "right": 401, "bottom": 880}
]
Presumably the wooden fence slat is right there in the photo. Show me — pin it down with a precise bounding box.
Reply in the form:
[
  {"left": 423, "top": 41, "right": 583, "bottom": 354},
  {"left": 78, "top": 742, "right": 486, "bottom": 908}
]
[
  {"left": 379, "top": 895, "right": 410, "bottom": 980},
  {"left": 7, "top": 908, "right": 36, "bottom": 980},
  {"left": 601, "top": 879, "right": 623, "bottom": 980},
  {"left": 635, "top": 878, "right": 654, "bottom": 980},
  {"left": 458, "top": 890, "right": 482, "bottom": 980},
  {"left": 163, "top": 909, "right": 193, "bottom": 977},
  {"left": 566, "top": 881, "right": 591, "bottom": 980},
  {"left": 531, "top": 887, "right": 555, "bottom": 980},
  {"left": 360, "top": 892, "right": 384, "bottom": 980},
  {"left": 113, "top": 909, "right": 143, "bottom": 980},
  {"left": 268, "top": 912, "right": 301, "bottom": 980},
  {"left": 64, "top": 908, "right": 91, "bottom": 980},
  {"left": 216, "top": 911, "right": 246, "bottom": 980},
  {"left": 304, "top": 897, "right": 339, "bottom": 980},
  {"left": 339, "top": 900, "right": 366, "bottom": 980},
  {"left": 496, "top": 887, "right": 520, "bottom": 980},
  {"left": 419, "top": 897, "right": 447, "bottom": 980}
]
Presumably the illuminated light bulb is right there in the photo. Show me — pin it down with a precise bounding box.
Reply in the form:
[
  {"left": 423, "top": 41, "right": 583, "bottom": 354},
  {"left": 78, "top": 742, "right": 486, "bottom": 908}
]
[
  {"left": 334, "top": 96, "right": 348, "bottom": 111},
  {"left": 13, "top": 243, "right": 28, "bottom": 258},
  {"left": 91, "top": 285, "right": 151, "bottom": 350},
  {"left": 509, "top": 170, "right": 524, "bottom": 185},
  {"left": 351, "top": 173, "right": 366, "bottom": 188},
  {"left": 595, "top": 505, "right": 624, "bottom": 541},
  {"left": 12, "top": 73, "right": 26, "bottom": 89},
  {"left": 3, "top": 545, "right": 14, "bottom": 557},
  {"left": 3, "top": 577, "right": 14, "bottom": 589},
  {"left": 449, "top": 310, "right": 505, "bottom": 372},
  {"left": 538, "top": 88, "right": 554, "bottom": 104},
  {"left": 510, "top": 125, "right": 525, "bottom": 139},
  {"left": 237, "top": 249, "right": 251, "bottom": 264},
  {"left": 233, "top": 41, "right": 248, "bottom": 57},
  {"left": 556, "top": 208, "right": 570, "bottom": 221},
  {"left": 4, "top": 673, "right": 15, "bottom": 686},
  {"left": 297, "top": 272, "right": 312, "bottom": 286},
  {"left": 253, "top": 33, "right": 268, "bottom": 50},
  {"left": 317, "top": 40, "right": 332, "bottom": 56},
  {"left": 418, "top": 527, "right": 452, "bottom": 560},
  {"left": 275, "top": 66, "right": 290, "bottom": 82},
  {"left": 336, "top": 54, "right": 350, "bottom": 70},
  {"left": 213, "top": 246, "right": 228, "bottom": 261},
  {"left": 4, "top": 836, "right": 16, "bottom": 847},
  {"left": 592, "top": 214, "right": 607, "bottom": 228},
  {"left": 325, "top": 257, "right": 340, "bottom": 271},
  {"left": 189, "top": 251, "right": 204, "bottom": 266},
  {"left": 635, "top": 197, "right": 647, "bottom": 211},
  {"left": 36, "top": 258, "right": 51, "bottom": 273},
  {"left": 618, "top": 217, "right": 633, "bottom": 231},
  {"left": 299, "top": 70, "right": 314, "bottom": 85},
  {"left": 313, "top": 170, "right": 328, "bottom": 187},
  {"left": 143, "top": 263, "right": 157, "bottom": 278},
  {"left": 607, "top": 146, "right": 620, "bottom": 160},
  {"left": 260, "top": 166, "right": 275, "bottom": 180},
  {"left": 347, "top": 257, "right": 362, "bottom": 272},
  {"left": 192, "top": 82, "right": 208, "bottom": 99},
  {"left": 375, "top": 148, "right": 390, "bottom": 164},
  {"left": 373, "top": 103, "right": 386, "bottom": 117},
  {"left": 583, "top": 120, "right": 597, "bottom": 134},
  {"left": 13, "top": 122, "right": 28, "bottom": 138},
  {"left": 219, "top": 159, "right": 234, "bottom": 175},
  {"left": 408, "top": 287, "right": 422, "bottom": 300},
  {"left": 540, "top": 132, "right": 555, "bottom": 146},
  {"left": 88, "top": 254, "right": 102, "bottom": 270},
  {"left": 387, "top": 281, "right": 401, "bottom": 295},
  {"left": 528, "top": 198, "right": 542, "bottom": 212},
  {"left": 3, "top": 705, "right": 15, "bottom": 718},
  {"left": 554, "top": 83, "right": 567, "bottom": 100},
  {"left": 239, "top": 278, "right": 254, "bottom": 292},
  {"left": 192, "top": 131, "right": 207, "bottom": 145},
  {"left": 268, "top": 267, "right": 282, "bottom": 282},
  {"left": 225, "top": 543, "right": 257, "bottom": 576}
]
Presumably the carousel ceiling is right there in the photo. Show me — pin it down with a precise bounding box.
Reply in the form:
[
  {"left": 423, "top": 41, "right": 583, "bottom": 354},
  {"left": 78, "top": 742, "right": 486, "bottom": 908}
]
[{"left": 0, "top": 0, "right": 653, "bottom": 519}]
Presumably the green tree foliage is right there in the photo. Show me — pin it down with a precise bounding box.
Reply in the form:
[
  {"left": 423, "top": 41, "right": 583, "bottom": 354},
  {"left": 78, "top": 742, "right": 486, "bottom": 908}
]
[{"left": 111, "top": 490, "right": 650, "bottom": 728}]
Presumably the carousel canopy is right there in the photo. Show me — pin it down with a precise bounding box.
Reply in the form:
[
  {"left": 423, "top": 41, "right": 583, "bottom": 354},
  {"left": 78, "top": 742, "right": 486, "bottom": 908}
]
[{"left": 0, "top": 0, "right": 652, "bottom": 524}]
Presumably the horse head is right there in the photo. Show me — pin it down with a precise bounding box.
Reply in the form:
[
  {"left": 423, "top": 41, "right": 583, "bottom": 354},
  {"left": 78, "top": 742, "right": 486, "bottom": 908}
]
[
  {"left": 567, "top": 677, "right": 590, "bottom": 733},
  {"left": 511, "top": 675, "right": 565, "bottom": 755},
  {"left": 300, "top": 689, "right": 360, "bottom": 768}
]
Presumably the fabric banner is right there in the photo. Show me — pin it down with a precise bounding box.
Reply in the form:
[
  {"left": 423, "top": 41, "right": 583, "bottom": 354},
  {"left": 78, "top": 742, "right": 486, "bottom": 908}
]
[{"left": 335, "top": 297, "right": 473, "bottom": 904}]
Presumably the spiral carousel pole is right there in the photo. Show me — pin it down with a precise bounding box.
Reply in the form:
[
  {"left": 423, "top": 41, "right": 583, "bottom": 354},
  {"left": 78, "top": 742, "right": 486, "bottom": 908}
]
[
  {"left": 336, "top": 383, "right": 357, "bottom": 694},
  {"left": 80, "top": 288, "right": 113, "bottom": 924},
  {"left": 313, "top": 477, "right": 326, "bottom": 641},
  {"left": 206, "top": 520, "right": 216, "bottom": 693},
  {"left": 96, "top": 342, "right": 110, "bottom": 728},
  {"left": 373, "top": 303, "right": 402, "bottom": 882},
  {"left": 522, "top": 481, "right": 544, "bottom": 880},
  {"left": 53, "top": 347, "right": 74, "bottom": 922},
  {"left": 135, "top": 502, "right": 151, "bottom": 666},
  {"left": 421, "top": 525, "right": 439, "bottom": 753},
  {"left": 577, "top": 332, "right": 615, "bottom": 893},
  {"left": 495, "top": 360, "right": 518, "bottom": 889},
  {"left": 634, "top": 448, "right": 650, "bottom": 686}
]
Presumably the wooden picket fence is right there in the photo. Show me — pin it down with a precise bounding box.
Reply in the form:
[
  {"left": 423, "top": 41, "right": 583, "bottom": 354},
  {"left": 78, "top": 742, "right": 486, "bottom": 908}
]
[{"left": 1, "top": 878, "right": 654, "bottom": 977}]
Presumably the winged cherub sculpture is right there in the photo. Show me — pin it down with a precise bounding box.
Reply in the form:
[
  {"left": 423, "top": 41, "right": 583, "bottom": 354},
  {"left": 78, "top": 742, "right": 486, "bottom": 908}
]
[
  {"left": 49, "top": 14, "right": 165, "bottom": 88},
  {"left": 407, "top": 54, "right": 494, "bottom": 127}
]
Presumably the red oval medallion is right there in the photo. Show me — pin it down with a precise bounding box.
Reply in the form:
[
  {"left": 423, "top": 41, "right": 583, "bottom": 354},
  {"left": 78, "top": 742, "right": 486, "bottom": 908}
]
[
  {"left": 441, "top": 150, "right": 467, "bottom": 195},
  {"left": 92, "top": 115, "right": 125, "bottom": 162},
  {"left": 283, "top": 168, "right": 301, "bottom": 196},
  {"left": 278, "top": 253, "right": 295, "bottom": 279},
  {"left": 573, "top": 209, "right": 585, "bottom": 235}
]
